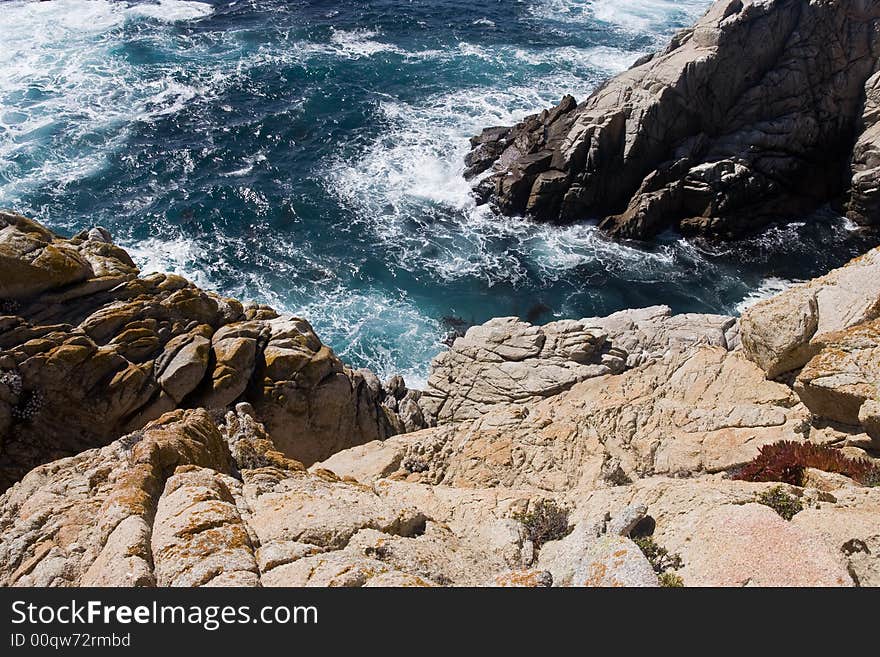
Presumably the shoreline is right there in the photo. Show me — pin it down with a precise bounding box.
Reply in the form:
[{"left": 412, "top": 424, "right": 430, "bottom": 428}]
[{"left": 2, "top": 0, "right": 879, "bottom": 589}]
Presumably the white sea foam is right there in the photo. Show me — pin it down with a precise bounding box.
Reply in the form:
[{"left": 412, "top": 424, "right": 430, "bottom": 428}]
[
  {"left": 591, "top": 0, "right": 712, "bottom": 34},
  {"left": 123, "top": 234, "right": 219, "bottom": 291},
  {"left": 513, "top": 45, "right": 641, "bottom": 76},
  {"left": 292, "top": 287, "right": 444, "bottom": 388},
  {"left": 128, "top": 0, "right": 214, "bottom": 22},
  {"left": 0, "top": 0, "right": 221, "bottom": 205},
  {"left": 293, "top": 28, "right": 407, "bottom": 60},
  {"left": 328, "top": 28, "right": 403, "bottom": 58},
  {"left": 325, "top": 40, "right": 682, "bottom": 289},
  {"left": 734, "top": 277, "right": 801, "bottom": 315},
  {"left": 534, "top": 0, "right": 712, "bottom": 37}
]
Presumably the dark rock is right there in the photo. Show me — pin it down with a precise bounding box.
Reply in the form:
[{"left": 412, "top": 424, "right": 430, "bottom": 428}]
[{"left": 466, "top": 0, "right": 880, "bottom": 240}]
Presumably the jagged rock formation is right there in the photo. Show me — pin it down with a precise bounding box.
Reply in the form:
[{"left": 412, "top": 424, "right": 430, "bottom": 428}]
[
  {"left": 419, "top": 307, "right": 737, "bottom": 425},
  {"left": 0, "top": 212, "right": 421, "bottom": 491},
  {"left": 741, "top": 246, "right": 880, "bottom": 441},
  {"left": 1, "top": 214, "right": 879, "bottom": 587},
  {"left": 466, "top": 0, "right": 880, "bottom": 239},
  {"left": 327, "top": 324, "right": 808, "bottom": 491},
  {"left": 0, "top": 407, "right": 880, "bottom": 586},
  {"left": 0, "top": 403, "right": 868, "bottom": 586}
]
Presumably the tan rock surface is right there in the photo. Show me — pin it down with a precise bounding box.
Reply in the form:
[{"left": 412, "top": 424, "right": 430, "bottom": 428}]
[
  {"left": 364, "top": 346, "right": 810, "bottom": 491},
  {"left": 795, "top": 319, "right": 880, "bottom": 427},
  {"left": 741, "top": 246, "right": 880, "bottom": 378},
  {"left": 0, "top": 214, "right": 418, "bottom": 490}
]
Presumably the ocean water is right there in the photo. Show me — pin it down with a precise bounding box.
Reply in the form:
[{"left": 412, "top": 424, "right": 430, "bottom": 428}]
[{"left": 1, "top": 0, "right": 878, "bottom": 386}]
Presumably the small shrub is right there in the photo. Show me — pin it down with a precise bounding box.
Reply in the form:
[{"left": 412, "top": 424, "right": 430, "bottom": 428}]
[
  {"left": 633, "top": 535, "right": 683, "bottom": 575},
  {"left": 401, "top": 455, "right": 429, "bottom": 474},
  {"left": 756, "top": 485, "right": 803, "bottom": 520},
  {"left": 730, "top": 441, "right": 880, "bottom": 486},
  {"left": 659, "top": 572, "right": 684, "bottom": 588},
  {"left": 512, "top": 499, "right": 572, "bottom": 550}
]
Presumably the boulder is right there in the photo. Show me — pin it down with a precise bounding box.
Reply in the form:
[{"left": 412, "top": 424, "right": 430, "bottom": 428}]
[
  {"left": 794, "top": 319, "right": 880, "bottom": 427},
  {"left": 539, "top": 531, "right": 659, "bottom": 587},
  {"left": 420, "top": 307, "right": 736, "bottom": 425},
  {"left": 668, "top": 503, "right": 852, "bottom": 587},
  {"left": 419, "top": 316, "right": 618, "bottom": 425},
  {"left": 740, "top": 286, "right": 818, "bottom": 379},
  {"left": 741, "top": 246, "right": 880, "bottom": 378}
]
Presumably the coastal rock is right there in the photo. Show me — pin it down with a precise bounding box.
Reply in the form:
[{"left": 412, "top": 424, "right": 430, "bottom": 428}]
[
  {"left": 311, "top": 439, "right": 405, "bottom": 482},
  {"left": 418, "top": 316, "right": 619, "bottom": 424},
  {"left": 538, "top": 530, "right": 659, "bottom": 587},
  {"left": 386, "top": 345, "right": 809, "bottom": 491},
  {"left": 741, "top": 246, "right": 880, "bottom": 378},
  {"left": 492, "top": 570, "right": 553, "bottom": 587},
  {"left": 794, "top": 319, "right": 880, "bottom": 427},
  {"left": 0, "top": 212, "right": 136, "bottom": 300},
  {"left": 0, "top": 214, "right": 417, "bottom": 491},
  {"left": 0, "top": 407, "right": 875, "bottom": 587},
  {"left": 739, "top": 286, "right": 819, "bottom": 379},
  {"left": 790, "top": 487, "right": 880, "bottom": 587},
  {"left": 151, "top": 466, "right": 260, "bottom": 587},
  {"left": 0, "top": 410, "right": 523, "bottom": 587},
  {"left": 467, "top": 0, "right": 880, "bottom": 239},
  {"left": 847, "top": 71, "right": 880, "bottom": 225},
  {"left": 419, "top": 307, "right": 736, "bottom": 425},
  {"left": 553, "top": 477, "right": 870, "bottom": 587},
  {"left": 666, "top": 503, "right": 852, "bottom": 587}
]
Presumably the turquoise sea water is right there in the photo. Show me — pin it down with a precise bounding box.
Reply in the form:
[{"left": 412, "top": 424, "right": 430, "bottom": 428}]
[{"left": 1, "top": 0, "right": 878, "bottom": 385}]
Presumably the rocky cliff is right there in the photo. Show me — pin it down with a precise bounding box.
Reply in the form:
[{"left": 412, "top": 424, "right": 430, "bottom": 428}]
[
  {"left": 0, "top": 212, "right": 424, "bottom": 491},
  {"left": 1, "top": 214, "right": 878, "bottom": 587},
  {"left": 466, "top": 0, "right": 880, "bottom": 239}
]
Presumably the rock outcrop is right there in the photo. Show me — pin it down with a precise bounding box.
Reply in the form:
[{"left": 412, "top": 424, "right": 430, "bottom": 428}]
[
  {"left": 0, "top": 212, "right": 420, "bottom": 491},
  {"left": 741, "top": 245, "right": 880, "bottom": 438},
  {"left": 326, "top": 334, "right": 809, "bottom": 492},
  {"left": 2, "top": 214, "right": 879, "bottom": 587},
  {"left": 419, "top": 306, "right": 737, "bottom": 425},
  {"left": 466, "top": 0, "right": 880, "bottom": 239},
  {"left": 1, "top": 404, "right": 871, "bottom": 586}
]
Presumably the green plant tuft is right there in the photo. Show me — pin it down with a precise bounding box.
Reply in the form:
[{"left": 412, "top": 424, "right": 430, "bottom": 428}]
[
  {"left": 659, "top": 572, "right": 684, "bottom": 588},
  {"left": 633, "top": 535, "right": 683, "bottom": 578},
  {"left": 512, "top": 499, "right": 572, "bottom": 550},
  {"left": 756, "top": 485, "right": 803, "bottom": 520}
]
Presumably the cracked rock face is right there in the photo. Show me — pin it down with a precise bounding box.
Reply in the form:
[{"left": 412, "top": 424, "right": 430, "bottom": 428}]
[
  {"left": 741, "top": 246, "right": 880, "bottom": 379},
  {"left": 1, "top": 406, "right": 871, "bottom": 587},
  {"left": 2, "top": 214, "right": 880, "bottom": 586},
  {"left": 467, "top": 0, "right": 880, "bottom": 239},
  {"left": 0, "top": 213, "right": 421, "bottom": 491},
  {"left": 419, "top": 306, "right": 738, "bottom": 425},
  {"left": 338, "top": 344, "right": 811, "bottom": 492},
  {"left": 740, "top": 245, "right": 880, "bottom": 438}
]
